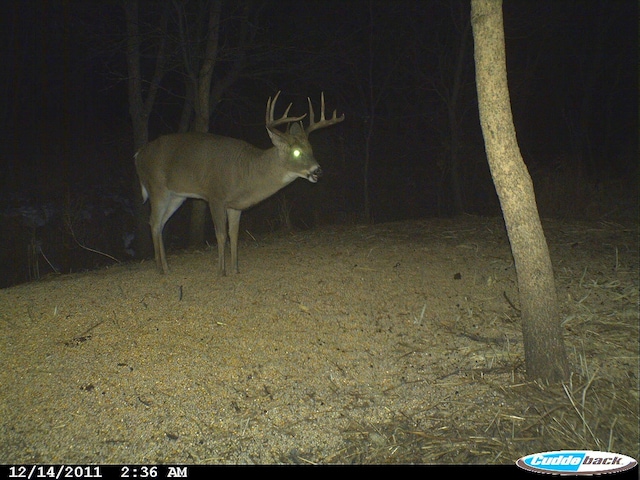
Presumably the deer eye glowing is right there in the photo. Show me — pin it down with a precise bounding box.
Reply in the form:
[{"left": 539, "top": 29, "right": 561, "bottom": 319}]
[{"left": 293, "top": 149, "right": 301, "bottom": 158}]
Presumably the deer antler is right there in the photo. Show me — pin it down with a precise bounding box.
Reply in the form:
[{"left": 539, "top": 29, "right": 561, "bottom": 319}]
[
  {"left": 306, "top": 92, "right": 345, "bottom": 135},
  {"left": 266, "top": 91, "right": 307, "bottom": 133}
]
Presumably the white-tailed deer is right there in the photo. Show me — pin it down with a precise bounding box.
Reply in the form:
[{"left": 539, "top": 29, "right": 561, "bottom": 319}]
[{"left": 135, "top": 91, "right": 344, "bottom": 275}]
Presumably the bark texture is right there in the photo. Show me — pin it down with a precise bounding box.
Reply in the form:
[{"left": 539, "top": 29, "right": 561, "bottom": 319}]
[{"left": 470, "top": 0, "right": 570, "bottom": 382}]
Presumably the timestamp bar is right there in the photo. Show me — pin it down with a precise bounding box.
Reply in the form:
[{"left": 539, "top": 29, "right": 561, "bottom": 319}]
[{"left": 4, "top": 466, "right": 193, "bottom": 480}]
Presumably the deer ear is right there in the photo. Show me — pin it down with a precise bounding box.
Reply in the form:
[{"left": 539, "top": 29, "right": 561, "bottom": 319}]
[{"left": 267, "top": 127, "right": 288, "bottom": 149}]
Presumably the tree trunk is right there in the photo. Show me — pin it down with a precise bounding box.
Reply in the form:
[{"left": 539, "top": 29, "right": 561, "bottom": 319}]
[
  {"left": 124, "top": 0, "right": 150, "bottom": 259},
  {"left": 362, "top": 0, "right": 376, "bottom": 224},
  {"left": 124, "top": 0, "right": 170, "bottom": 260},
  {"left": 188, "top": 1, "right": 222, "bottom": 247},
  {"left": 470, "top": 0, "right": 569, "bottom": 382},
  {"left": 447, "top": 5, "right": 471, "bottom": 215}
]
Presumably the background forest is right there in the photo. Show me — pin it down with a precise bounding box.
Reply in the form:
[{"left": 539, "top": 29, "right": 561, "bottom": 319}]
[{"left": 0, "top": 0, "right": 637, "bottom": 288}]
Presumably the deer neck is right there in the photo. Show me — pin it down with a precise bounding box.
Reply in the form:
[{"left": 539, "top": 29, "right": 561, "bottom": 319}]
[{"left": 221, "top": 146, "right": 296, "bottom": 210}]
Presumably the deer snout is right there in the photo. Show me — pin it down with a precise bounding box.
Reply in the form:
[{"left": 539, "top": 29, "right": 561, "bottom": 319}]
[{"left": 308, "top": 165, "right": 322, "bottom": 183}]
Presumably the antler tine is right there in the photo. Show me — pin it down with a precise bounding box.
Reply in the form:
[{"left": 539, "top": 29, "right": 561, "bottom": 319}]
[
  {"left": 266, "top": 91, "right": 306, "bottom": 132},
  {"left": 307, "top": 96, "right": 316, "bottom": 127},
  {"left": 306, "top": 92, "right": 345, "bottom": 135}
]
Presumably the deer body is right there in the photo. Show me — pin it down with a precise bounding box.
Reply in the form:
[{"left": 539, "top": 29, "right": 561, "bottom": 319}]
[{"left": 135, "top": 92, "right": 343, "bottom": 275}]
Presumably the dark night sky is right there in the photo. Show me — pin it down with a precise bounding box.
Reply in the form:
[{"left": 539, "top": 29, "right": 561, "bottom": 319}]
[{"left": 0, "top": 0, "right": 637, "bottom": 215}]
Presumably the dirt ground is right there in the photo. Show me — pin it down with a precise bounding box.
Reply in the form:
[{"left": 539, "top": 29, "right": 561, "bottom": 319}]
[{"left": 1, "top": 215, "right": 638, "bottom": 465}]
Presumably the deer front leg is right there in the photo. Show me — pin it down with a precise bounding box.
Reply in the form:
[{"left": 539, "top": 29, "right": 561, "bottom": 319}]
[
  {"left": 227, "top": 208, "right": 242, "bottom": 274},
  {"left": 209, "top": 202, "right": 228, "bottom": 276}
]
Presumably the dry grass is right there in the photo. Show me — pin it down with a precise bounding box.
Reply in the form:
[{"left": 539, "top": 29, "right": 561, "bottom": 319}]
[
  {"left": 1, "top": 216, "right": 637, "bottom": 464},
  {"left": 316, "top": 219, "right": 639, "bottom": 464}
]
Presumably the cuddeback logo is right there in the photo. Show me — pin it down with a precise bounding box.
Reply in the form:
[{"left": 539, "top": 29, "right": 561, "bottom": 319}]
[{"left": 516, "top": 450, "right": 637, "bottom": 475}]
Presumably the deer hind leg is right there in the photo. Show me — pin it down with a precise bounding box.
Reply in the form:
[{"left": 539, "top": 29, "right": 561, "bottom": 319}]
[
  {"left": 227, "top": 208, "right": 242, "bottom": 274},
  {"left": 149, "top": 192, "right": 186, "bottom": 274}
]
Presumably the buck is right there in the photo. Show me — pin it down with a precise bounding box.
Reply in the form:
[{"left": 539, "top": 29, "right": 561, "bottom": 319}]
[{"left": 135, "top": 91, "right": 344, "bottom": 275}]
